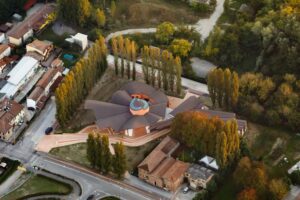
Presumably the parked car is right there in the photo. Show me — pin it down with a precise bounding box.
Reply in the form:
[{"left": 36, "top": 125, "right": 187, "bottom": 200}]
[
  {"left": 45, "top": 127, "right": 53, "bottom": 135},
  {"left": 183, "top": 186, "right": 189, "bottom": 194}
]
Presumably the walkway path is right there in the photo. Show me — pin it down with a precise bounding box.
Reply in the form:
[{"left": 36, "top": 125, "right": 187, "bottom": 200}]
[{"left": 36, "top": 125, "right": 170, "bottom": 153}]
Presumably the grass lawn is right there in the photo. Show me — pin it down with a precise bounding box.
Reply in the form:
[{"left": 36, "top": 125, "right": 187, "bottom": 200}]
[
  {"left": 50, "top": 139, "right": 160, "bottom": 173},
  {"left": 2, "top": 174, "right": 72, "bottom": 200},
  {"left": 110, "top": 0, "right": 200, "bottom": 30},
  {"left": 50, "top": 143, "right": 90, "bottom": 168},
  {"left": 123, "top": 140, "right": 160, "bottom": 172},
  {"left": 37, "top": 28, "right": 69, "bottom": 47}
]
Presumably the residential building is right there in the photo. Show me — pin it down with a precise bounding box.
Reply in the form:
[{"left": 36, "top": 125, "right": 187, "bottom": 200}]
[
  {"left": 27, "top": 68, "right": 62, "bottom": 110},
  {"left": 26, "top": 40, "right": 53, "bottom": 60},
  {"left": 7, "top": 4, "right": 55, "bottom": 46},
  {"left": 138, "top": 136, "right": 189, "bottom": 191},
  {"left": 0, "top": 98, "right": 25, "bottom": 141},
  {"left": 0, "top": 44, "right": 11, "bottom": 60},
  {"left": 185, "top": 164, "right": 214, "bottom": 190},
  {"left": 66, "top": 33, "right": 88, "bottom": 51},
  {"left": 0, "top": 56, "right": 39, "bottom": 99}
]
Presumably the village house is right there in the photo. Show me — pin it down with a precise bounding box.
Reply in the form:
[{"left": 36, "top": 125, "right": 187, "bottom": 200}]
[
  {"left": 185, "top": 164, "right": 214, "bottom": 190},
  {"left": 138, "top": 136, "right": 189, "bottom": 191},
  {"left": 26, "top": 40, "right": 53, "bottom": 60},
  {"left": 7, "top": 4, "right": 55, "bottom": 46},
  {"left": 27, "top": 68, "right": 62, "bottom": 110},
  {"left": 0, "top": 98, "right": 25, "bottom": 141},
  {"left": 0, "top": 44, "right": 11, "bottom": 60}
]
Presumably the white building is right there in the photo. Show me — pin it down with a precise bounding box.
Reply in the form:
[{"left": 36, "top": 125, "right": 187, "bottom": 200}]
[
  {"left": 0, "top": 56, "right": 39, "bottom": 99},
  {"left": 71, "top": 33, "right": 88, "bottom": 51},
  {"left": 199, "top": 156, "right": 219, "bottom": 171},
  {"left": 0, "top": 44, "right": 11, "bottom": 60}
]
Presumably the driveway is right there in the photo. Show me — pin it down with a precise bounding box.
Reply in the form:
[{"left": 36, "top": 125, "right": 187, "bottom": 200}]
[{"left": 190, "top": 57, "right": 216, "bottom": 78}]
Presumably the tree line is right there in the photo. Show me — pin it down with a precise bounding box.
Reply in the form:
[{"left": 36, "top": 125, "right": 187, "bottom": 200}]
[
  {"left": 207, "top": 68, "right": 239, "bottom": 110},
  {"left": 55, "top": 36, "right": 108, "bottom": 127},
  {"left": 141, "top": 46, "right": 182, "bottom": 95},
  {"left": 57, "top": 0, "right": 116, "bottom": 27},
  {"left": 87, "top": 133, "right": 127, "bottom": 179},
  {"left": 112, "top": 36, "right": 137, "bottom": 80},
  {"left": 171, "top": 111, "right": 240, "bottom": 168}
]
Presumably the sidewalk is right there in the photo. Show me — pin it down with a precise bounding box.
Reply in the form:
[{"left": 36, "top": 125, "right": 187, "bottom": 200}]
[
  {"left": 0, "top": 169, "right": 23, "bottom": 196},
  {"left": 125, "top": 174, "right": 172, "bottom": 200}
]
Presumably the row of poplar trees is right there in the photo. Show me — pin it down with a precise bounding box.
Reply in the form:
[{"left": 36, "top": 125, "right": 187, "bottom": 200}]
[
  {"left": 111, "top": 36, "right": 137, "bottom": 80},
  {"left": 141, "top": 46, "right": 182, "bottom": 95},
  {"left": 55, "top": 36, "right": 108, "bottom": 127},
  {"left": 87, "top": 133, "right": 127, "bottom": 179},
  {"left": 171, "top": 112, "right": 240, "bottom": 168},
  {"left": 207, "top": 68, "right": 239, "bottom": 110}
]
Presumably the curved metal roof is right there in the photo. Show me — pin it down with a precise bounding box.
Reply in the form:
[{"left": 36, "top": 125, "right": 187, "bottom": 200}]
[{"left": 85, "top": 82, "right": 168, "bottom": 132}]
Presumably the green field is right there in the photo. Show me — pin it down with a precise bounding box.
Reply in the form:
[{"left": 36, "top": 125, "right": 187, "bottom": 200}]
[
  {"left": 50, "top": 139, "right": 160, "bottom": 172},
  {"left": 3, "top": 174, "right": 72, "bottom": 200}
]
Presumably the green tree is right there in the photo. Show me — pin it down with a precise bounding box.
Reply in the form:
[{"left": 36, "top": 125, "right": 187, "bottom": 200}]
[
  {"left": 101, "top": 135, "right": 112, "bottom": 174},
  {"left": 216, "top": 68, "right": 224, "bottom": 107},
  {"left": 169, "top": 39, "right": 192, "bottom": 58},
  {"left": 175, "top": 56, "right": 182, "bottom": 95},
  {"left": 77, "top": 0, "right": 91, "bottom": 26},
  {"left": 87, "top": 133, "right": 96, "bottom": 167},
  {"left": 112, "top": 37, "right": 119, "bottom": 75},
  {"left": 113, "top": 142, "right": 127, "bottom": 179},
  {"left": 231, "top": 71, "right": 239, "bottom": 109},
  {"left": 95, "top": 134, "right": 103, "bottom": 172},
  {"left": 118, "top": 36, "right": 125, "bottom": 77},
  {"left": 155, "top": 22, "right": 175, "bottom": 44},
  {"left": 224, "top": 68, "right": 232, "bottom": 109},
  {"left": 110, "top": 0, "right": 116, "bottom": 18},
  {"left": 95, "top": 9, "right": 106, "bottom": 27},
  {"left": 131, "top": 41, "right": 137, "bottom": 80},
  {"left": 207, "top": 69, "right": 217, "bottom": 107}
]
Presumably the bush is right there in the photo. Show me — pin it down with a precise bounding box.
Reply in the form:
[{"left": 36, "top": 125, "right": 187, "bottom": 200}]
[
  {"left": 88, "top": 28, "right": 102, "bottom": 41},
  {"left": 290, "top": 170, "right": 300, "bottom": 185},
  {"left": 0, "top": 157, "right": 20, "bottom": 184}
]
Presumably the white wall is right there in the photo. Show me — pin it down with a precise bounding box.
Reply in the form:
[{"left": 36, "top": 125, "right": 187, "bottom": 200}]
[{"left": 0, "top": 46, "right": 11, "bottom": 59}]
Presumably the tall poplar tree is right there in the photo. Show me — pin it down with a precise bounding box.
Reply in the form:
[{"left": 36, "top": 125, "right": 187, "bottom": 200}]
[
  {"left": 113, "top": 142, "right": 127, "bottom": 179},
  {"left": 118, "top": 36, "right": 125, "bottom": 77},
  {"left": 87, "top": 133, "right": 96, "bottom": 167},
  {"left": 224, "top": 68, "right": 232, "bottom": 109},
  {"left": 231, "top": 72, "right": 239, "bottom": 109},
  {"left": 102, "top": 135, "right": 112, "bottom": 174},
  {"left": 125, "top": 38, "right": 131, "bottom": 79},
  {"left": 131, "top": 41, "right": 137, "bottom": 80},
  {"left": 112, "top": 38, "right": 119, "bottom": 75},
  {"left": 216, "top": 68, "right": 224, "bottom": 107},
  {"left": 208, "top": 69, "right": 217, "bottom": 107}
]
